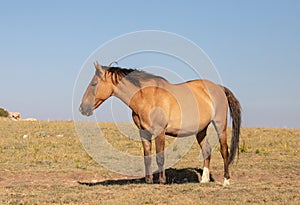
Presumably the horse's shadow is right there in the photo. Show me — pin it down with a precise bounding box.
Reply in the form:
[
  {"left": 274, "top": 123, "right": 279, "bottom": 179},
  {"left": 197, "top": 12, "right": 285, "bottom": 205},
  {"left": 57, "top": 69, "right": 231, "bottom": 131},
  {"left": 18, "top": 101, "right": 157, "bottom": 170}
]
[{"left": 78, "top": 168, "right": 215, "bottom": 186}]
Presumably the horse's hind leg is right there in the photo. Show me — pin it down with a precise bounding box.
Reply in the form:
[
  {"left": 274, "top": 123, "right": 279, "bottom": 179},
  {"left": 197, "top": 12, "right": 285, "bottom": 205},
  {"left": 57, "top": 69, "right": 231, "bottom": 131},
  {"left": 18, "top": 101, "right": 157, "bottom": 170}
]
[
  {"left": 196, "top": 126, "right": 211, "bottom": 183},
  {"left": 219, "top": 128, "right": 230, "bottom": 186},
  {"left": 213, "top": 120, "right": 230, "bottom": 186}
]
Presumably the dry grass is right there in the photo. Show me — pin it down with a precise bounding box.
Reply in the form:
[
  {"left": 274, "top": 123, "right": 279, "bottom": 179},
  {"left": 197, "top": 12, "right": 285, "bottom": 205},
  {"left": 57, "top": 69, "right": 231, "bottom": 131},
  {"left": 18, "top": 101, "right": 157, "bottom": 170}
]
[{"left": 0, "top": 119, "right": 299, "bottom": 204}]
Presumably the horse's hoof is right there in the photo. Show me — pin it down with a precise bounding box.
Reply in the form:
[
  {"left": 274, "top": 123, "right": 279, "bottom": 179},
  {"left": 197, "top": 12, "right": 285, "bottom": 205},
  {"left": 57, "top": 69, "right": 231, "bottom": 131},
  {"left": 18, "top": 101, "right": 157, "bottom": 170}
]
[
  {"left": 145, "top": 177, "right": 153, "bottom": 184},
  {"left": 159, "top": 178, "right": 166, "bottom": 184},
  {"left": 200, "top": 179, "right": 210, "bottom": 183},
  {"left": 223, "top": 178, "right": 230, "bottom": 186}
]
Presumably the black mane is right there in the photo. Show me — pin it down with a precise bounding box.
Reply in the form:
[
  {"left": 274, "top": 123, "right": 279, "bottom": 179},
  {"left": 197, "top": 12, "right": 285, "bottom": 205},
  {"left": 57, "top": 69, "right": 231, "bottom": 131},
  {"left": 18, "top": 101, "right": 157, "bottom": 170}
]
[{"left": 102, "top": 66, "right": 166, "bottom": 87}]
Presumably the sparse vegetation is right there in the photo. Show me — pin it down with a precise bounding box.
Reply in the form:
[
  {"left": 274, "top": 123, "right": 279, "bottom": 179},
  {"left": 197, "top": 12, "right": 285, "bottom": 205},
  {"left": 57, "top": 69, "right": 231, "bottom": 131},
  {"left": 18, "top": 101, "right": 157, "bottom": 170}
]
[
  {"left": 0, "top": 120, "right": 299, "bottom": 204},
  {"left": 0, "top": 107, "right": 8, "bottom": 117}
]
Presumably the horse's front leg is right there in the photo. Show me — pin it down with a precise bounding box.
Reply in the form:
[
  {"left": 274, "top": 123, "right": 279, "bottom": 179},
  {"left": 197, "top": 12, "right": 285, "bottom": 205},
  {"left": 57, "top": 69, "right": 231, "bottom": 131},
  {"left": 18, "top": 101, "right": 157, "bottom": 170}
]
[
  {"left": 155, "top": 132, "right": 166, "bottom": 184},
  {"left": 140, "top": 129, "right": 153, "bottom": 184}
]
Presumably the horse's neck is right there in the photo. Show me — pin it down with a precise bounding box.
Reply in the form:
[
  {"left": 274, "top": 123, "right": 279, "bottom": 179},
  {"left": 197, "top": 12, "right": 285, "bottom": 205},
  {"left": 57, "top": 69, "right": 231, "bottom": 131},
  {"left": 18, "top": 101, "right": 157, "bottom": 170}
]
[
  {"left": 112, "top": 80, "right": 141, "bottom": 110},
  {"left": 113, "top": 77, "right": 171, "bottom": 112}
]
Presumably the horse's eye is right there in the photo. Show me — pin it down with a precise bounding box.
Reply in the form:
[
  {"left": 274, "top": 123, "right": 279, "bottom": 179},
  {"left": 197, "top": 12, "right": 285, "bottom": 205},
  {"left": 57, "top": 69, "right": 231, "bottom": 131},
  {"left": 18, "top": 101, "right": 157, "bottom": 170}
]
[{"left": 91, "top": 82, "right": 97, "bottom": 87}]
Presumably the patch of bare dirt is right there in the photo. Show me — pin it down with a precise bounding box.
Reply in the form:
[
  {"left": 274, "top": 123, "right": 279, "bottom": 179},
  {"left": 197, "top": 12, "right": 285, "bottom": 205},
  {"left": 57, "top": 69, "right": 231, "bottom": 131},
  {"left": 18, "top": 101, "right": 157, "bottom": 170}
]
[{"left": 0, "top": 171, "right": 105, "bottom": 187}]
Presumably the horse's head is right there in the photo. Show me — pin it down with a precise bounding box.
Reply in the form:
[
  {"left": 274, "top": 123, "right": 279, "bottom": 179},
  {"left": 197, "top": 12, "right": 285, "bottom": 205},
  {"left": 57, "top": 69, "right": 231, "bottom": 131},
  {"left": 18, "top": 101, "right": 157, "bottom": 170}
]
[{"left": 79, "top": 61, "right": 115, "bottom": 116}]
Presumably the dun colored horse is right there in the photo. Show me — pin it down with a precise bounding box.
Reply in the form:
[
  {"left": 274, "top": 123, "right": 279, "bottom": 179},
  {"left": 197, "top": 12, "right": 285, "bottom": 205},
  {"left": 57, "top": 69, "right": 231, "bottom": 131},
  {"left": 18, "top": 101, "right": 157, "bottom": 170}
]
[{"left": 80, "top": 61, "right": 241, "bottom": 186}]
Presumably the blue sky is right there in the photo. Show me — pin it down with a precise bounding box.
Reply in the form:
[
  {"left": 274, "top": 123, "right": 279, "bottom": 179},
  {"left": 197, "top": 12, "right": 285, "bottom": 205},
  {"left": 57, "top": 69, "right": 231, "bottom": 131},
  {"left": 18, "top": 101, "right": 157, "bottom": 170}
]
[{"left": 0, "top": 1, "right": 299, "bottom": 128}]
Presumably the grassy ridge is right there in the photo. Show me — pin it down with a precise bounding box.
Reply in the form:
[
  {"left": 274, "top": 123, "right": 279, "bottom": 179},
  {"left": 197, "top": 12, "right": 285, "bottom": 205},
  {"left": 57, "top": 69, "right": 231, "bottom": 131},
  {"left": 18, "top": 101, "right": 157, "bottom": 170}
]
[{"left": 0, "top": 120, "right": 299, "bottom": 204}]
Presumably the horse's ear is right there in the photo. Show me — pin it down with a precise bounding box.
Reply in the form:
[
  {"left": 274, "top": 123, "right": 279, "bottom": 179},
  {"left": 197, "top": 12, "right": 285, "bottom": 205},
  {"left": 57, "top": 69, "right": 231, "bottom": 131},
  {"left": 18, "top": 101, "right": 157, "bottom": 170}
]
[{"left": 94, "top": 61, "right": 105, "bottom": 77}]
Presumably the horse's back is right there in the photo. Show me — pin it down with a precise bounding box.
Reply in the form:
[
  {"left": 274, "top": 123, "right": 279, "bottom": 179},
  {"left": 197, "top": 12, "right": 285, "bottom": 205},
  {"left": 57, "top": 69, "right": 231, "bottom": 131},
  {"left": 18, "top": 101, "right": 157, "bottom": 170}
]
[{"left": 163, "top": 79, "right": 226, "bottom": 136}]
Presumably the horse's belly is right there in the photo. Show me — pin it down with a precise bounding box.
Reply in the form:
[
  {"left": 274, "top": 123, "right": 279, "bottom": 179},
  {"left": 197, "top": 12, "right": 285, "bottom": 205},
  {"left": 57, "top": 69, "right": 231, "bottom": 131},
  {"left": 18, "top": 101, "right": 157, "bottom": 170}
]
[
  {"left": 166, "top": 113, "right": 211, "bottom": 137},
  {"left": 166, "top": 123, "right": 202, "bottom": 137},
  {"left": 166, "top": 128, "right": 196, "bottom": 137}
]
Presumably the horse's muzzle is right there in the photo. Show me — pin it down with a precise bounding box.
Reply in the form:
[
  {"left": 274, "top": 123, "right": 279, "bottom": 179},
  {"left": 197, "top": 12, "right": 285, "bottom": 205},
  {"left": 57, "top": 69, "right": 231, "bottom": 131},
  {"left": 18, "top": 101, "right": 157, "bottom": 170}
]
[{"left": 79, "top": 103, "right": 93, "bottom": 116}]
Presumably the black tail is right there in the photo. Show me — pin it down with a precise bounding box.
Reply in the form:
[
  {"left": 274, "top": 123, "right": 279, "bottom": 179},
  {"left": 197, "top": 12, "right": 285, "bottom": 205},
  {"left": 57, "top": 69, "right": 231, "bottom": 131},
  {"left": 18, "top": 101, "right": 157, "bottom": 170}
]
[{"left": 223, "top": 86, "right": 242, "bottom": 164}]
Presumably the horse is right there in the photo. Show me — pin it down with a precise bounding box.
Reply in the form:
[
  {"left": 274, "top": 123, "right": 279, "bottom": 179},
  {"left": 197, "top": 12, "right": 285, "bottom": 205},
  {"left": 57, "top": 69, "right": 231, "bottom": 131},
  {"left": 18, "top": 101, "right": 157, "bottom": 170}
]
[{"left": 79, "top": 61, "right": 241, "bottom": 186}]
